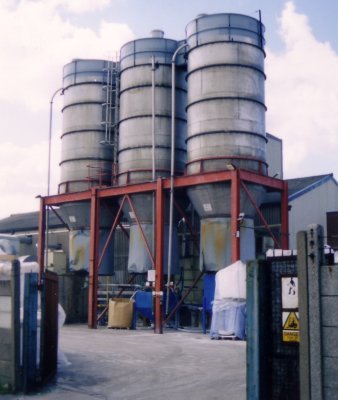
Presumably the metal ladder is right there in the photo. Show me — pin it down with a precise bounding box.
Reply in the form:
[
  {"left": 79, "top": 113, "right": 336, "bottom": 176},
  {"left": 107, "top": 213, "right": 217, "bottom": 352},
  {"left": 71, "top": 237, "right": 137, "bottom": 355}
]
[{"left": 101, "top": 58, "right": 120, "bottom": 182}]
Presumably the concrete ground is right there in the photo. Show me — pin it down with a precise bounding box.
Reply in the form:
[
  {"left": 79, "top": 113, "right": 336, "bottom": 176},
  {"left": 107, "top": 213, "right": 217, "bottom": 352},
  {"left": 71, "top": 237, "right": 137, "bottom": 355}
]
[{"left": 4, "top": 324, "right": 246, "bottom": 400}]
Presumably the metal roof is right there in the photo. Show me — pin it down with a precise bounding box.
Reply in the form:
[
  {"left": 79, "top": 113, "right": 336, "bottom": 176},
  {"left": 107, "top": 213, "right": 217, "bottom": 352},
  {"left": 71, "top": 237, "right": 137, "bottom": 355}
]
[
  {"left": 0, "top": 211, "right": 65, "bottom": 234},
  {"left": 287, "top": 173, "right": 337, "bottom": 201}
]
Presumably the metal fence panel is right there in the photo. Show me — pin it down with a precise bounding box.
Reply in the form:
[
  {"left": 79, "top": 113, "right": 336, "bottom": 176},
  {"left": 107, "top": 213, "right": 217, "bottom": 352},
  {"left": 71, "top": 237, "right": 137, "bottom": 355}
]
[
  {"left": 268, "top": 257, "right": 299, "bottom": 400},
  {"left": 40, "top": 271, "right": 58, "bottom": 384},
  {"left": 22, "top": 273, "right": 38, "bottom": 393}
]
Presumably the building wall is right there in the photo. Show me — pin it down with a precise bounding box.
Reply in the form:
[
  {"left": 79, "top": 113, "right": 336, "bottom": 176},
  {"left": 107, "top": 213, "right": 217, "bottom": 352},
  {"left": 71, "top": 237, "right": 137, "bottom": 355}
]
[
  {"left": 266, "top": 133, "right": 283, "bottom": 179},
  {"left": 288, "top": 179, "right": 338, "bottom": 249}
]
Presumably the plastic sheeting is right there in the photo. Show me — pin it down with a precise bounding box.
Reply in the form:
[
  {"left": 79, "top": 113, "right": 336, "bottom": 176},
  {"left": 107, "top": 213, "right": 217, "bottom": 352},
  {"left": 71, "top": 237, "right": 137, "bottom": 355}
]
[
  {"left": 210, "top": 260, "right": 247, "bottom": 339},
  {"left": 210, "top": 300, "right": 246, "bottom": 339}
]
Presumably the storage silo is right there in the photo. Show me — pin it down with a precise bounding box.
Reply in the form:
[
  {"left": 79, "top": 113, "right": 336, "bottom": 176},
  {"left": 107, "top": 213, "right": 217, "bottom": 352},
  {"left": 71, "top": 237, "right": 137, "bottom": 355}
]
[
  {"left": 60, "top": 59, "right": 117, "bottom": 193},
  {"left": 185, "top": 13, "right": 267, "bottom": 270},
  {"left": 59, "top": 59, "right": 118, "bottom": 274},
  {"left": 118, "top": 31, "right": 187, "bottom": 273}
]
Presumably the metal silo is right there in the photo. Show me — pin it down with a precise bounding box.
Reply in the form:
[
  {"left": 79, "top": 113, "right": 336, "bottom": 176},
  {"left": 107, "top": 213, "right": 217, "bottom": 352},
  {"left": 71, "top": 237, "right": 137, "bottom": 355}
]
[
  {"left": 60, "top": 59, "right": 118, "bottom": 193},
  {"left": 185, "top": 13, "right": 267, "bottom": 270},
  {"left": 59, "top": 59, "right": 118, "bottom": 275},
  {"left": 118, "top": 32, "right": 187, "bottom": 273}
]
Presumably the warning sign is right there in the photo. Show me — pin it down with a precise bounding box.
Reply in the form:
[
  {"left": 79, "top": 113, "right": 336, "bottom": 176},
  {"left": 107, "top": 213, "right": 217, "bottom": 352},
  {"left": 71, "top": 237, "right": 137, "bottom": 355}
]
[
  {"left": 282, "top": 311, "right": 300, "bottom": 343},
  {"left": 283, "top": 331, "right": 300, "bottom": 342},
  {"left": 283, "top": 311, "right": 299, "bottom": 330},
  {"left": 282, "top": 277, "right": 298, "bottom": 309}
]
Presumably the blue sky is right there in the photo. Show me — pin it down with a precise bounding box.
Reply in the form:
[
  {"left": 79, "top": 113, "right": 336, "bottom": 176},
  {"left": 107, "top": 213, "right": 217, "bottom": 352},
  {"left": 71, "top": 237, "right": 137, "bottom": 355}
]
[{"left": 0, "top": 0, "right": 337, "bottom": 218}]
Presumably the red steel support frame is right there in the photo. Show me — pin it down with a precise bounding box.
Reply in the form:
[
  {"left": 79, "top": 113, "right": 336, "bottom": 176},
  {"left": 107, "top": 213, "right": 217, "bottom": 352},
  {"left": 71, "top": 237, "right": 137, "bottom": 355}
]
[
  {"left": 241, "top": 180, "right": 280, "bottom": 248},
  {"left": 38, "top": 169, "right": 289, "bottom": 331}
]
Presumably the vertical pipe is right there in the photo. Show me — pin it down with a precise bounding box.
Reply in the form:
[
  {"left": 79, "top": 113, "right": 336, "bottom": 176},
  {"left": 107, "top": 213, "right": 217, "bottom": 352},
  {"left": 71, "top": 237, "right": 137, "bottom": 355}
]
[
  {"left": 231, "top": 170, "right": 241, "bottom": 262},
  {"left": 151, "top": 56, "right": 156, "bottom": 182},
  {"left": 155, "top": 178, "right": 164, "bottom": 334},
  {"left": 151, "top": 56, "right": 156, "bottom": 258},
  {"left": 47, "top": 88, "right": 63, "bottom": 269},
  {"left": 38, "top": 197, "right": 46, "bottom": 285},
  {"left": 166, "top": 42, "right": 188, "bottom": 314},
  {"left": 281, "top": 181, "right": 289, "bottom": 249},
  {"left": 113, "top": 63, "right": 120, "bottom": 181},
  {"left": 88, "top": 189, "right": 100, "bottom": 329}
]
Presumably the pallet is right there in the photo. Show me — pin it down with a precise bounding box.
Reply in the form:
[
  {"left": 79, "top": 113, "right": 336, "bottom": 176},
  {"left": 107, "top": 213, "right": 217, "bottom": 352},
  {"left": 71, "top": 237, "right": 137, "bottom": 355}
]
[{"left": 211, "top": 335, "right": 239, "bottom": 341}]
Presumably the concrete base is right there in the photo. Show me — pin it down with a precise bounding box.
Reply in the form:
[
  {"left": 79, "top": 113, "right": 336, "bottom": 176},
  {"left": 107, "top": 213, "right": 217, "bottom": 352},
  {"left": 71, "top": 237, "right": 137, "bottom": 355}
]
[{"left": 3, "top": 325, "right": 246, "bottom": 399}]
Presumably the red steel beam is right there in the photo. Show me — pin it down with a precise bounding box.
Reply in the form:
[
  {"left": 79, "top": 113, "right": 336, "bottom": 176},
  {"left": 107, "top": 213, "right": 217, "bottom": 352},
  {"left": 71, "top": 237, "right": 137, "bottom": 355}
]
[
  {"left": 50, "top": 206, "right": 70, "bottom": 231},
  {"left": 240, "top": 180, "right": 280, "bottom": 248},
  {"left": 98, "top": 182, "right": 157, "bottom": 198},
  {"left": 97, "top": 196, "right": 127, "bottom": 270},
  {"left": 44, "top": 190, "right": 91, "bottom": 205},
  {"left": 88, "top": 188, "right": 100, "bottom": 329},
  {"left": 238, "top": 170, "right": 285, "bottom": 190},
  {"left": 231, "top": 170, "right": 241, "bottom": 263},
  {"left": 118, "top": 222, "right": 130, "bottom": 238},
  {"left": 154, "top": 179, "right": 164, "bottom": 334},
  {"left": 162, "top": 170, "right": 232, "bottom": 189},
  {"left": 42, "top": 170, "right": 285, "bottom": 208},
  {"left": 37, "top": 197, "right": 46, "bottom": 285},
  {"left": 163, "top": 270, "right": 204, "bottom": 326},
  {"left": 126, "top": 195, "right": 155, "bottom": 268},
  {"left": 281, "top": 180, "right": 290, "bottom": 249}
]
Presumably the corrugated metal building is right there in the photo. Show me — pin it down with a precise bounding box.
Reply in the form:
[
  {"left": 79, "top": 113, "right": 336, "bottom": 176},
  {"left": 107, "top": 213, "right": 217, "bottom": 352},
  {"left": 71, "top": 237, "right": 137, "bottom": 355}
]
[
  {"left": 287, "top": 174, "right": 338, "bottom": 249},
  {"left": 255, "top": 173, "right": 338, "bottom": 253}
]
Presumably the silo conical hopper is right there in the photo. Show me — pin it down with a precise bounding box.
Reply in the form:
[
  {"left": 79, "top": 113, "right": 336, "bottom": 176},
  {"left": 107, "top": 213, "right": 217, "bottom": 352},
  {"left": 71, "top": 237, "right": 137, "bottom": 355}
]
[
  {"left": 59, "top": 59, "right": 118, "bottom": 275},
  {"left": 118, "top": 32, "right": 187, "bottom": 274},
  {"left": 185, "top": 13, "right": 267, "bottom": 270}
]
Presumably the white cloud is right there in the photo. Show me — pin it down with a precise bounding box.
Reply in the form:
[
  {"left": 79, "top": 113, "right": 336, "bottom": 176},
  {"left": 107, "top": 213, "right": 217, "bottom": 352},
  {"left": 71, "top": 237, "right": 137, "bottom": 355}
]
[
  {"left": 266, "top": 1, "right": 338, "bottom": 179},
  {"left": 0, "top": 136, "right": 61, "bottom": 219},
  {"left": 54, "top": 0, "right": 112, "bottom": 14},
  {"left": 0, "top": 0, "right": 134, "bottom": 112},
  {"left": 0, "top": 0, "right": 134, "bottom": 218}
]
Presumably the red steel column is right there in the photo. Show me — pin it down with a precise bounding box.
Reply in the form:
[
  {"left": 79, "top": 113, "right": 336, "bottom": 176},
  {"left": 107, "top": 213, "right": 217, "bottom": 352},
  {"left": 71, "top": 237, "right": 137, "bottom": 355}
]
[
  {"left": 231, "top": 170, "right": 241, "bottom": 262},
  {"left": 154, "top": 178, "right": 164, "bottom": 334},
  {"left": 88, "top": 188, "right": 100, "bottom": 329},
  {"left": 281, "top": 180, "right": 289, "bottom": 249},
  {"left": 37, "top": 197, "right": 46, "bottom": 285}
]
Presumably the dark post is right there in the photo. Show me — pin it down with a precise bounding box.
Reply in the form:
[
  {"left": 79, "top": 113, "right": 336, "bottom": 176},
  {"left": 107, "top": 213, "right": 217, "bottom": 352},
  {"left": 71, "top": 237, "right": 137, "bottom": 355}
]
[{"left": 11, "top": 259, "right": 21, "bottom": 392}]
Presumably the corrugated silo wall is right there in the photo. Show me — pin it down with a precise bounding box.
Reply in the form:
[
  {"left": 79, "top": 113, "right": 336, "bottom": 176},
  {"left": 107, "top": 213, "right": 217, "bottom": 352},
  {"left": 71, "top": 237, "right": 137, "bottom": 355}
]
[
  {"left": 185, "top": 13, "right": 267, "bottom": 270},
  {"left": 118, "top": 32, "right": 187, "bottom": 274}
]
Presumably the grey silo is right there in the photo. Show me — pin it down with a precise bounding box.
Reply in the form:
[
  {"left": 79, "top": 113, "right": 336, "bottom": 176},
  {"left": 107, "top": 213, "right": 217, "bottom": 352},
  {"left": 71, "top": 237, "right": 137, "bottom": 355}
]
[
  {"left": 60, "top": 59, "right": 117, "bottom": 193},
  {"left": 118, "top": 32, "right": 187, "bottom": 273},
  {"left": 185, "top": 13, "right": 267, "bottom": 270},
  {"left": 59, "top": 59, "right": 118, "bottom": 275}
]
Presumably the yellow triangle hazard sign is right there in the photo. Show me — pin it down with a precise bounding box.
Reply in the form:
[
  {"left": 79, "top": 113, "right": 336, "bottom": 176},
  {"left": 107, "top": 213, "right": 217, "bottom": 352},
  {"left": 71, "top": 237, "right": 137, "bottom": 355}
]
[{"left": 283, "top": 311, "right": 299, "bottom": 330}]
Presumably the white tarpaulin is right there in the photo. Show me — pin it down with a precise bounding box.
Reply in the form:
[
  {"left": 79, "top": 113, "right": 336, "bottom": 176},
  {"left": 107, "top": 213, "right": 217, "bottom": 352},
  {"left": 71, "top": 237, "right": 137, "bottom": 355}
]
[
  {"left": 214, "top": 260, "right": 246, "bottom": 300},
  {"left": 210, "top": 260, "right": 247, "bottom": 339}
]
